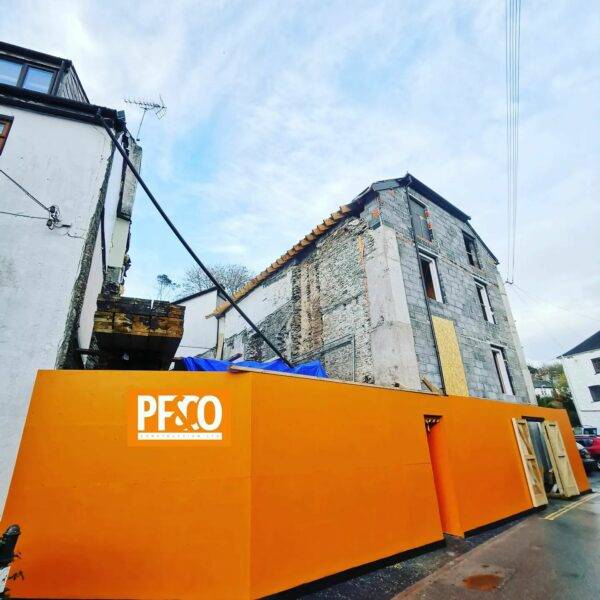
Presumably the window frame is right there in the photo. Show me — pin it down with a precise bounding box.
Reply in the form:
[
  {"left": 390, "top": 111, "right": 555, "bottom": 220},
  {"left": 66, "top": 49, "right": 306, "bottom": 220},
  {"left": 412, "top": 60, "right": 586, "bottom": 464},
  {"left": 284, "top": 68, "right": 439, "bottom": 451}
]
[
  {"left": 592, "top": 357, "right": 600, "bottom": 375},
  {"left": 463, "top": 232, "right": 480, "bottom": 267},
  {"left": 419, "top": 251, "right": 443, "bottom": 302},
  {"left": 0, "top": 115, "right": 13, "bottom": 155},
  {"left": 491, "top": 345, "right": 514, "bottom": 395},
  {"left": 475, "top": 279, "right": 495, "bottom": 323},
  {"left": 589, "top": 385, "right": 600, "bottom": 403},
  {"left": 409, "top": 196, "right": 433, "bottom": 241},
  {"left": 0, "top": 56, "right": 58, "bottom": 94}
]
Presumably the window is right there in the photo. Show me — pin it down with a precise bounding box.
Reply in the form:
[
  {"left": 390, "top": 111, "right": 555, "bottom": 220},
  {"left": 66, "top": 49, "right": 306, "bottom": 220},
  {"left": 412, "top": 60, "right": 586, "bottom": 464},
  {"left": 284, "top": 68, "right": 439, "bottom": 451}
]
[
  {"left": 592, "top": 358, "right": 600, "bottom": 374},
  {"left": 419, "top": 252, "right": 443, "bottom": 302},
  {"left": 475, "top": 280, "right": 495, "bottom": 323},
  {"left": 22, "top": 66, "right": 55, "bottom": 93},
  {"left": 463, "top": 233, "right": 480, "bottom": 267},
  {"left": 0, "top": 58, "right": 21, "bottom": 86},
  {"left": 0, "top": 116, "right": 13, "bottom": 155},
  {"left": 409, "top": 197, "right": 432, "bottom": 241},
  {"left": 589, "top": 386, "right": 600, "bottom": 403},
  {"left": 491, "top": 346, "right": 514, "bottom": 395},
  {"left": 0, "top": 57, "right": 56, "bottom": 94}
]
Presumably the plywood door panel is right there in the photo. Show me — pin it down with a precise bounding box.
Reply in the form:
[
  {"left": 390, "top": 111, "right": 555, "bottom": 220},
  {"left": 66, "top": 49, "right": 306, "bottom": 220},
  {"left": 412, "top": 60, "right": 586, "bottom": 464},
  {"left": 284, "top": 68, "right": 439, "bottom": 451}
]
[
  {"left": 512, "top": 418, "right": 548, "bottom": 507},
  {"left": 542, "top": 421, "right": 580, "bottom": 498}
]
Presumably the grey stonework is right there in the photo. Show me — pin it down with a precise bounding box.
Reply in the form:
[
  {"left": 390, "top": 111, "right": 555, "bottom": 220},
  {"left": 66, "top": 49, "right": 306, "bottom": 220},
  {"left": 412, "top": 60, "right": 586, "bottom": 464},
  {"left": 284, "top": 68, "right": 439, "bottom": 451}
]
[
  {"left": 370, "top": 185, "right": 531, "bottom": 402},
  {"left": 222, "top": 217, "right": 375, "bottom": 383},
  {"left": 217, "top": 180, "right": 533, "bottom": 403}
]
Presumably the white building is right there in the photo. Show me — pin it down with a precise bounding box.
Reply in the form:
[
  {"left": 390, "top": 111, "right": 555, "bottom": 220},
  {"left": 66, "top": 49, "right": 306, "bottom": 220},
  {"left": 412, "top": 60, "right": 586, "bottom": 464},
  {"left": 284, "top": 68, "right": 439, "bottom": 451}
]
[
  {"left": 0, "top": 42, "right": 141, "bottom": 513},
  {"left": 532, "top": 379, "right": 555, "bottom": 399},
  {"left": 559, "top": 330, "right": 600, "bottom": 431},
  {"left": 174, "top": 287, "right": 225, "bottom": 357}
]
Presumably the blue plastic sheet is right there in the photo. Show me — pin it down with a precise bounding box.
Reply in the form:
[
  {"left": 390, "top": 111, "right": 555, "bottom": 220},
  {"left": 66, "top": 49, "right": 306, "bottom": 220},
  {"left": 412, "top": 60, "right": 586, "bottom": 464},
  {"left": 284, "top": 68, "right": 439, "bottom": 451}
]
[{"left": 182, "top": 356, "right": 328, "bottom": 378}]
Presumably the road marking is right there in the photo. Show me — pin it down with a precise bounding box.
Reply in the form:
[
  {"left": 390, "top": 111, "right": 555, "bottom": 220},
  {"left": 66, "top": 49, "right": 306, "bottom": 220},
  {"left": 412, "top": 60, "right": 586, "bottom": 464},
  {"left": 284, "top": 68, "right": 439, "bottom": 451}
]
[{"left": 544, "top": 493, "right": 598, "bottom": 521}]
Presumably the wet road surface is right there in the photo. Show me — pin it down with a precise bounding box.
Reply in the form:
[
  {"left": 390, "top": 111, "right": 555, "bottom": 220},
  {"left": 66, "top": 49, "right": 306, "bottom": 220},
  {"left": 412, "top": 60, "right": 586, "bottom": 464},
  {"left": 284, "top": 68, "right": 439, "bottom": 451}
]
[{"left": 275, "top": 471, "right": 600, "bottom": 599}]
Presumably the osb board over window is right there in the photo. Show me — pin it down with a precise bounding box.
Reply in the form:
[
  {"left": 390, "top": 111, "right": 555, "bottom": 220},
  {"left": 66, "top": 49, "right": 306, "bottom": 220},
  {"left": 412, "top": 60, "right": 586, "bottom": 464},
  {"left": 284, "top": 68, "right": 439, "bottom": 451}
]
[{"left": 431, "top": 315, "right": 469, "bottom": 396}]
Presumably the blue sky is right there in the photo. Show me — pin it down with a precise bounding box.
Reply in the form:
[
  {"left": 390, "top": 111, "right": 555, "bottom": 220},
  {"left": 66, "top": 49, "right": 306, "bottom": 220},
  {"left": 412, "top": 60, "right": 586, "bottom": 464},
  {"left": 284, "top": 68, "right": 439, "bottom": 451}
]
[{"left": 4, "top": 0, "right": 600, "bottom": 362}]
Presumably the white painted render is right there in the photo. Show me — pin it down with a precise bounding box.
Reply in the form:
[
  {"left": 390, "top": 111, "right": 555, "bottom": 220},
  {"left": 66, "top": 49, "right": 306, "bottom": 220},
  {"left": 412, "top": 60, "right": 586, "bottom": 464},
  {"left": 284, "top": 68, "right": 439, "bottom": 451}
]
[
  {"left": 561, "top": 348, "right": 600, "bottom": 430},
  {"left": 221, "top": 269, "right": 293, "bottom": 337},
  {"left": 175, "top": 290, "right": 221, "bottom": 356},
  {"left": 364, "top": 225, "right": 421, "bottom": 389},
  {"left": 0, "top": 105, "right": 126, "bottom": 514},
  {"left": 107, "top": 218, "right": 130, "bottom": 269}
]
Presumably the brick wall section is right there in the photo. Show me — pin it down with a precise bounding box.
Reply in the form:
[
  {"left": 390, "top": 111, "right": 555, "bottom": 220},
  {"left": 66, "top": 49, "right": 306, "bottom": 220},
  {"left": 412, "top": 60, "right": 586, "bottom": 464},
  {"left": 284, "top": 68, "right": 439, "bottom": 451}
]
[
  {"left": 375, "top": 186, "right": 529, "bottom": 402},
  {"left": 222, "top": 218, "right": 375, "bottom": 382}
]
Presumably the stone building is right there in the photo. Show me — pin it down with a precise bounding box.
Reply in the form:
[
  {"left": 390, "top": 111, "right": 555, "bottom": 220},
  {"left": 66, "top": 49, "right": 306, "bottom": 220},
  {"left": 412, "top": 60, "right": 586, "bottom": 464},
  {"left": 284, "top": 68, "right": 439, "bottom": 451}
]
[
  {"left": 0, "top": 41, "right": 141, "bottom": 511},
  {"left": 177, "top": 174, "right": 535, "bottom": 405}
]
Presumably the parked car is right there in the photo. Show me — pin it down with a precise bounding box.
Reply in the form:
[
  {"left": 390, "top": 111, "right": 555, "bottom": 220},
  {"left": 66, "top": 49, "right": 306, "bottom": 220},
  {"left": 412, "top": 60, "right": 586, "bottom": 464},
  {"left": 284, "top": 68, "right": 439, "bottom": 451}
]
[
  {"left": 577, "top": 442, "right": 598, "bottom": 473},
  {"left": 574, "top": 426, "right": 598, "bottom": 449}
]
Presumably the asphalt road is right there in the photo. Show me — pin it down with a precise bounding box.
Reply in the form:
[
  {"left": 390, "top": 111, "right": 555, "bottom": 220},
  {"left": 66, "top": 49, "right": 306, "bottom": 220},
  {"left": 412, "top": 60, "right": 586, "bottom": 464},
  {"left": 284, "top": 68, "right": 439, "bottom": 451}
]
[
  {"left": 395, "top": 487, "right": 600, "bottom": 599},
  {"left": 276, "top": 471, "right": 600, "bottom": 600}
]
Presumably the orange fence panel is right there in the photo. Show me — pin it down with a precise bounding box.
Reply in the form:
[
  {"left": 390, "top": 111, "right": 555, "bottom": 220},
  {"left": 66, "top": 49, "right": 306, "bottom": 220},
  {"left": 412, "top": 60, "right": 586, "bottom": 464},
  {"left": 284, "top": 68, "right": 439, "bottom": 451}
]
[{"left": 0, "top": 370, "right": 589, "bottom": 599}]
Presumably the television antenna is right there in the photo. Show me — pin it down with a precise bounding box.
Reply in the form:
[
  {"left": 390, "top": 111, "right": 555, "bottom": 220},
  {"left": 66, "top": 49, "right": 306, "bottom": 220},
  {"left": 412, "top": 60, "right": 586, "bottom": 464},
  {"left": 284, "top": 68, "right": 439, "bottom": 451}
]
[{"left": 124, "top": 96, "right": 167, "bottom": 140}]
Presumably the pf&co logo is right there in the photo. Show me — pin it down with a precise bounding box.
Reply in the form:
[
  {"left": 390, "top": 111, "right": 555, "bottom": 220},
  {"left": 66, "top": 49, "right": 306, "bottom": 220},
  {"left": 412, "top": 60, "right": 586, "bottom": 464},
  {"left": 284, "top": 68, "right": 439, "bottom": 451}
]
[{"left": 128, "top": 392, "right": 229, "bottom": 446}]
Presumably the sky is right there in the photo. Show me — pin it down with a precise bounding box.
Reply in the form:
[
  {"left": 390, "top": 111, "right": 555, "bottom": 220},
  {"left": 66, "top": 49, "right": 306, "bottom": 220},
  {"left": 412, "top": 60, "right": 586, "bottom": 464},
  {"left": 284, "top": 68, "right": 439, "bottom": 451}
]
[{"left": 3, "top": 0, "right": 599, "bottom": 363}]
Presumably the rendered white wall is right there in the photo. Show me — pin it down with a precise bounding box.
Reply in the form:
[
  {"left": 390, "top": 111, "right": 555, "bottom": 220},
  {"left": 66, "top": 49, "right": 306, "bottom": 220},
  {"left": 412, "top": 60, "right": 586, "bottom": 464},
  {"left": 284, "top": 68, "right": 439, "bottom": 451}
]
[
  {"left": 0, "top": 105, "right": 119, "bottom": 514},
  {"left": 221, "top": 270, "right": 293, "bottom": 338},
  {"left": 364, "top": 225, "right": 421, "bottom": 389},
  {"left": 175, "top": 290, "right": 220, "bottom": 356},
  {"left": 561, "top": 349, "right": 600, "bottom": 430}
]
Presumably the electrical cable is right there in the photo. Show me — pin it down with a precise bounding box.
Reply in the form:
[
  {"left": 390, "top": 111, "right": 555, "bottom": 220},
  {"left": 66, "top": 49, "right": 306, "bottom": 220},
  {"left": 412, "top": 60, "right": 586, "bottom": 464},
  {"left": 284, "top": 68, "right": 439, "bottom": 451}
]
[
  {"left": 509, "top": 284, "right": 566, "bottom": 350},
  {"left": 0, "top": 168, "right": 67, "bottom": 229},
  {"left": 0, "top": 210, "right": 48, "bottom": 220},
  {"left": 505, "top": 0, "right": 521, "bottom": 284},
  {"left": 507, "top": 281, "right": 600, "bottom": 324}
]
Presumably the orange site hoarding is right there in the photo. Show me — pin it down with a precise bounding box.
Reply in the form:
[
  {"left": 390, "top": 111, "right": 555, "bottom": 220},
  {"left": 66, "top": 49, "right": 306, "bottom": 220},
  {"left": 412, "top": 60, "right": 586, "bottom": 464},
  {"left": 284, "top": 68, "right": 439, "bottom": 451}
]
[{"left": 0, "top": 370, "right": 589, "bottom": 599}]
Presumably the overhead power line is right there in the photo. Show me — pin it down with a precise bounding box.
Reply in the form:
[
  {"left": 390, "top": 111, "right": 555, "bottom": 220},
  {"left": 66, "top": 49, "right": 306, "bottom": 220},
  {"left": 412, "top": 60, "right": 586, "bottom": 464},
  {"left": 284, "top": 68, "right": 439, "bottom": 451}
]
[{"left": 505, "top": 0, "right": 522, "bottom": 284}]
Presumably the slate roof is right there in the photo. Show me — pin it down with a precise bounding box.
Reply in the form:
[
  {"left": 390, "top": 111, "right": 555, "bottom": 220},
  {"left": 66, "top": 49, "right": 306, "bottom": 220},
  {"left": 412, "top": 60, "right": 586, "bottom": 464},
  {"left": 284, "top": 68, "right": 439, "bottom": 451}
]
[
  {"left": 212, "top": 173, "right": 496, "bottom": 317},
  {"left": 559, "top": 329, "right": 600, "bottom": 357}
]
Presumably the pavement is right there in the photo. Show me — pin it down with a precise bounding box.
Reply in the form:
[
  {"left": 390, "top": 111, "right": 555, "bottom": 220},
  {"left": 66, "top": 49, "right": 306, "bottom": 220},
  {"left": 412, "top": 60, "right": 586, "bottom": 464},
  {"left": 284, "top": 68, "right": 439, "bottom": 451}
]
[
  {"left": 285, "top": 471, "right": 600, "bottom": 600},
  {"left": 394, "top": 488, "right": 600, "bottom": 599}
]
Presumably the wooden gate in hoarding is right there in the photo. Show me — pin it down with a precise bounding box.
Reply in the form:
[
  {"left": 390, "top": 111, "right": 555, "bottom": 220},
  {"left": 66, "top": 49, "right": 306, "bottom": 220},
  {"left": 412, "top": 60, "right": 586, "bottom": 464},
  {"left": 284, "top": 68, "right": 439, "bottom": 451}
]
[
  {"left": 542, "top": 420, "right": 580, "bottom": 498},
  {"left": 512, "top": 418, "right": 548, "bottom": 507}
]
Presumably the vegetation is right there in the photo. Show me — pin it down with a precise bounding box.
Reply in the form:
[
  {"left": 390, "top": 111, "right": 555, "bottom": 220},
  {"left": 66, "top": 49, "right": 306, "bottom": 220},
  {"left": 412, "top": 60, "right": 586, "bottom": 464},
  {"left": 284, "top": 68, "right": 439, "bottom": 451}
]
[
  {"left": 528, "top": 362, "right": 580, "bottom": 427},
  {"left": 155, "top": 273, "right": 179, "bottom": 300},
  {"left": 154, "top": 263, "right": 253, "bottom": 301},
  {"left": 180, "top": 263, "right": 254, "bottom": 296}
]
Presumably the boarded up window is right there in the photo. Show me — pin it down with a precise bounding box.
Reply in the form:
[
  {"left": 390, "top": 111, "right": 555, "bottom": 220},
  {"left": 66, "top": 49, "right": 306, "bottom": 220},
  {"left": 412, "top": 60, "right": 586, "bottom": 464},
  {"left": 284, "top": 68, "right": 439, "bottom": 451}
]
[{"left": 431, "top": 316, "right": 469, "bottom": 396}]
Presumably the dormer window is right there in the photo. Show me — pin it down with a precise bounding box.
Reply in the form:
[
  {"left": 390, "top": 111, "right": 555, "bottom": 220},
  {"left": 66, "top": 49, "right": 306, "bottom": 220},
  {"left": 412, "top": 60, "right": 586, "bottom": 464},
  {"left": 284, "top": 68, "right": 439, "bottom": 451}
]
[{"left": 0, "top": 57, "right": 56, "bottom": 94}]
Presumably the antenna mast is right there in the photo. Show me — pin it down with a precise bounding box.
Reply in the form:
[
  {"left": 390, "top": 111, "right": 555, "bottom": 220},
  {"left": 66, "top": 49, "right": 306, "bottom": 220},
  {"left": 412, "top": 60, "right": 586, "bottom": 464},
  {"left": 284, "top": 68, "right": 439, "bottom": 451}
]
[{"left": 124, "top": 96, "right": 167, "bottom": 140}]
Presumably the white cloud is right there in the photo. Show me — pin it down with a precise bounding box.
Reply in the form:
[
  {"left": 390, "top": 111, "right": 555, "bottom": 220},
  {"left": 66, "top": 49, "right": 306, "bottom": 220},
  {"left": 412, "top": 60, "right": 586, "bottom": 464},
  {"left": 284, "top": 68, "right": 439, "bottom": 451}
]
[{"left": 3, "top": 0, "right": 599, "bottom": 361}]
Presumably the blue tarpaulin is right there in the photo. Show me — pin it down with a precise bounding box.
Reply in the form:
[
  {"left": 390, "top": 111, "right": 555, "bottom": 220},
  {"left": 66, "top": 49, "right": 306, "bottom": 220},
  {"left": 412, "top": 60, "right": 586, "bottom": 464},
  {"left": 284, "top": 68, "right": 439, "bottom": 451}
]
[{"left": 182, "top": 357, "right": 328, "bottom": 378}]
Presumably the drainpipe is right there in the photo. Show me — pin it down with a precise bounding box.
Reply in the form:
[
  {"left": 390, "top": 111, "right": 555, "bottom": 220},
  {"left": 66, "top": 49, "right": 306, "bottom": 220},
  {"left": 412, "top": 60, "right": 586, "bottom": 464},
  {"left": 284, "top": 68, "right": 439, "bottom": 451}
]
[{"left": 406, "top": 177, "right": 447, "bottom": 394}]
